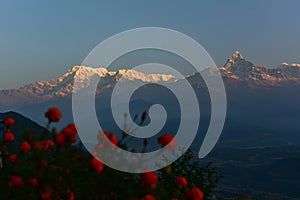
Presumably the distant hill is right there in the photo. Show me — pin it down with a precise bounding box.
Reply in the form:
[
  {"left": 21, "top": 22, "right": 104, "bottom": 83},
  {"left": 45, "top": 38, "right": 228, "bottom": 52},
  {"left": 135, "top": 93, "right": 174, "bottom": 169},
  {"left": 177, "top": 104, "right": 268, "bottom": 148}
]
[{"left": 0, "top": 111, "right": 46, "bottom": 148}]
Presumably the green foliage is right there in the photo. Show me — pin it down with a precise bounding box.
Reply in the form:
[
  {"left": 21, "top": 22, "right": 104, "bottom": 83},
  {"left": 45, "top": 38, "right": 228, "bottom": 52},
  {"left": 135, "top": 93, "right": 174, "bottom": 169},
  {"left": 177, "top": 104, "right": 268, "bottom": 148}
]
[{"left": 160, "top": 149, "right": 223, "bottom": 199}]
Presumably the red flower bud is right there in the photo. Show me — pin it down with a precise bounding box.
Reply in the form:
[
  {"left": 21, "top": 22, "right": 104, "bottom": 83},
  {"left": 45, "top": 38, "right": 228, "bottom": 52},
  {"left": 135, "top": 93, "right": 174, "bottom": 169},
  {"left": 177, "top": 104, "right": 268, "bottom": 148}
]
[
  {"left": 8, "top": 154, "right": 18, "bottom": 163},
  {"left": 55, "top": 133, "right": 66, "bottom": 146},
  {"left": 69, "top": 135, "right": 77, "bottom": 143},
  {"left": 28, "top": 178, "right": 39, "bottom": 187},
  {"left": 140, "top": 194, "right": 156, "bottom": 200},
  {"left": 33, "top": 141, "right": 44, "bottom": 151},
  {"left": 140, "top": 172, "right": 158, "bottom": 191},
  {"left": 45, "top": 107, "right": 62, "bottom": 122},
  {"left": 184, "top": 187, "right": 204, "bottom": 200},
  {"left": 9, "top": 176, "right": 23, "bottom": 187},
  {"left": 158, "top": 133, "right": 176, "bottom": 151},
  {"left": 61, "top": 126, "right": 76, "bottom": 138},
  {"left": 40, "top": 189, "right": 52, "bottom": 200},
  {"left": 20, "top": 141, "right": 31, "bottom": 153},
  {"left": 67, "top": 123, "right": 78, "bottom": 133},
  {"left": 90, "top": 157, "right": 104, "bottom": 174},
  {"left": 3, "top": 131, "right": 15, "bottom": 142},
  {"left": 60, "top": 124, "right": 77, "bottom": 144},
  {"left": 67, "top": 190, "right": 75, "bottom": 200},
  {"left": 4, "top": 117, "right": 15, "bottom": 127},
  {"left": 98, "top": 131, "right": 118, "bottom": 147},
  {"left": 42, "top": 140, "right": 54, "bottom": 150},
  {"left": 174, "top": 176, "right": 188, "bottom": 188}
]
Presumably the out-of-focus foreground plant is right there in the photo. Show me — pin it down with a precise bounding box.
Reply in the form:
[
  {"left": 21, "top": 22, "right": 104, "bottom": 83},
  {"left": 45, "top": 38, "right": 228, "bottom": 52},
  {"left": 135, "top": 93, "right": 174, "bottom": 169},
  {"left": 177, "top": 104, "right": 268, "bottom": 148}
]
[{"left": 0, "top": 108, "right": 221, "bottom": 200}]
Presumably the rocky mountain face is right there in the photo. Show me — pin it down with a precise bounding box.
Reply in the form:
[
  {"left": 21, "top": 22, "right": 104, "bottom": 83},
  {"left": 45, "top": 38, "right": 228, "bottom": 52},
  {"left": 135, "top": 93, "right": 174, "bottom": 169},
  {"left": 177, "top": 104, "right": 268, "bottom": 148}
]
[
  {"left": 0, "top": 51, "right": 299, "bottom": 106},
  {"left": 220, "top": 51, "right": 300, "bottom": 83}
]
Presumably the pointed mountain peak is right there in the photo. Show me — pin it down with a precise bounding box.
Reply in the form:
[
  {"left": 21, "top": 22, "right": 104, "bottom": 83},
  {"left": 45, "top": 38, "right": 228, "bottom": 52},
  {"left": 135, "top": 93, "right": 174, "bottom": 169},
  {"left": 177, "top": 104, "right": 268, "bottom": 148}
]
[
  {"left": 71, "top": 65, "right": 83, "bottom": 71},
  {"left": 223, "top": 51, "right": 254, "bottom": 69},
  {"left": 231, "top": 51, "right": 244, "bottom": 60}
]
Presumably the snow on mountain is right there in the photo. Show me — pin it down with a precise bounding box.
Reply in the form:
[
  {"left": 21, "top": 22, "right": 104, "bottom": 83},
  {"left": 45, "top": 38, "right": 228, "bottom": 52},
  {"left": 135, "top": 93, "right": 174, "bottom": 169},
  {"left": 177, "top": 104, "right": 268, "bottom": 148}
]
[
  {"left": 115, "top": 69, "right": 174, "bottom": 82},
  {"left": 1, "top": 51, "right": 300, "bottom": 106},
  {"left": 0, "top": 66, "right": 176, "bottom": 106},
  {"left": 280, "top": 62, "right": 300, "bottom": 68},
  {"left": 219, "top": 51, "right": 300, "bottom": 82},
  {"left": 223, "top": 51, "right": 253, "bottom": 69}
]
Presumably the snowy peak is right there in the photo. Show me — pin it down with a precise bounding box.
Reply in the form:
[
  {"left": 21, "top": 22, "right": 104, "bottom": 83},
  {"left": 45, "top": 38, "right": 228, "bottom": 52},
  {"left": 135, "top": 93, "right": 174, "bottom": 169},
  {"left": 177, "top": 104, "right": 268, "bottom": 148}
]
[
  {"left": 219, "top": 52, "right": 300, "bottom": 82},
  {"left": 231, "top": 51, "right": 244, "bottom": 60},
  {"left": 115, "top": 69, "right": 175, "bottom": 82},
  {"left": 71, "top": 66, "right": 175, "bottom": 93},
  {"left": 69, "top": 66, "right": 175, "bottom": 82},
  {"left": 71, "top": 65, "right": 109, "bottom": 78},
  {"left": 220, "top": 51, "right": 256, "bottom": 80},
  {"left": 0, "top": 66, "right": 176, "bottom": 105},
  {"left": 224, "top": 51, "right": 254, "bottom": 69},
  {"left": 280, "top": 62, "right": 300, "bottom": 68},
  {"left": 62, "top": 66, "right": 176, "bottom": 94},
  {"left": 1, "top": 53, "right": 300, "bottom": 106}
]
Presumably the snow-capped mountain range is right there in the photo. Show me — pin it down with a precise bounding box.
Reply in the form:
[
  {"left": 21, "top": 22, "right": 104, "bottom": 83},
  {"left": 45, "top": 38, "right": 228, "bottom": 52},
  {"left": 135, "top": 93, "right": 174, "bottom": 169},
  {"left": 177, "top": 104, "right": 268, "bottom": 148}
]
[
  {"left": 0, "top": 66, "right": 175, "bottom": 106},
  {"left": 219, "top": 51, "right": 300, "bottom": 82},
  {"left": 0, "top": 51, "right": 300, "bottom": 106}
]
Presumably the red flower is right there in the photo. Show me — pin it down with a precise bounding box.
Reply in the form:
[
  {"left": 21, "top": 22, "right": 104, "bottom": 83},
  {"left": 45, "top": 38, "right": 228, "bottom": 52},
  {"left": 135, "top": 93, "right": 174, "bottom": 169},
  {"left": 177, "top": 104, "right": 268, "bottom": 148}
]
[
  {"left": 67, "top": 123, "right": 78, "bottom": 133},
  {"left": 69, "top": 135, "right": 77, "bottom": 143},
  {"left": 20, "top": 141, "right": 31, "bottom": 153},
  {"left": 98, "top": 131, "right": 118, "bottom": 146},
  {"left": 67, "top": 190, "right": 75, "bottom": 200},
  {"left": 140, "top": 172, "right": 158, "bottom": 191},
  {"left": 3, "top": 131, "right": 15, "bottom": 142},
  {"left": 59, "top": 124, "right": 77, "bottom": 144},
  {"left": 8, "top": 154, "right": 18, "bottom": 163},
  {"left": 61, "top": 126, "right": 76, "bottom": 138},
  {"left": 184, "top": 187, "right": 204, "bottom": 200},
  {"left": 90, "top": 157, "right": 104, "bottom": 174},
  {"left": 104, "top": 132, "right": 118, "bottom": 146},
  {"left": 140, "top": 194, "right": 156, "bottom": 200},
  {"left": 33, "top": 141, "right": 44, "bottom": 151},
  {"left": 42, "top": 140, "right": 54, "bottom": 150},
  {"left": 28, "top": 178, "right": 39, "bottom": 187},
  {"left": 55, "top": 133, "right": 66, "bottom": 146},
  {"left": 9, "top": 176, "right": 24, "bottom": 187},
  {"left": 4, "top": 117, "right": 15, "bottom": 127},
  {"left": 174, "top": 176, "right": 188, "bottom": 188},
  {"left": 40, "top": 189, "right": 52, "bottom": 200},
  {"left": 158, "top": 133, "right": 176, "bottom": 151},
  {"left": 45, "top": 107, "right": 62, "bottom": 122}
]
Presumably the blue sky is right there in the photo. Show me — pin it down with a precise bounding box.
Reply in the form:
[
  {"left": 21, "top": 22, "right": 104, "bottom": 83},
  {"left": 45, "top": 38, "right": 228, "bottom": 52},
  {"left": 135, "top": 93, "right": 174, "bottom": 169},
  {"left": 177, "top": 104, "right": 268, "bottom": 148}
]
[{"left": 0, "top": 0, "right": 299, "bottom": 89}]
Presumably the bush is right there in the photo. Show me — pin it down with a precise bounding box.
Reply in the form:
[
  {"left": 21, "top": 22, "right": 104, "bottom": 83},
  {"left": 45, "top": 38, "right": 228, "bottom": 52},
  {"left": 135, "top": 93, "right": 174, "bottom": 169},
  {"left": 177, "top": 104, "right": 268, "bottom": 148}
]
[{"left": 0, "top": 108, "right": 221, "bottom": 200}]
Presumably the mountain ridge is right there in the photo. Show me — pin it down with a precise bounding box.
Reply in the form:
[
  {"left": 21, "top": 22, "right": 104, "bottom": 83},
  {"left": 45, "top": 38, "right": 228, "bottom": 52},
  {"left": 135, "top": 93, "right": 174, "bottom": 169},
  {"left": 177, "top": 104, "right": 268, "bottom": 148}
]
[{"left": 1, "top": 51, "right": 300, "bottom": 106}]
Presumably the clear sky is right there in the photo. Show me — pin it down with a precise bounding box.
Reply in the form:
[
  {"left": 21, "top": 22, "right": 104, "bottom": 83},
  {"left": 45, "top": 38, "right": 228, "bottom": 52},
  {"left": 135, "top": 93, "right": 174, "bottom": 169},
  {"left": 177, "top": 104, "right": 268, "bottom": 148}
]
[{"left": 0, "top": 0, "right": 299, "bottom": 89}]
